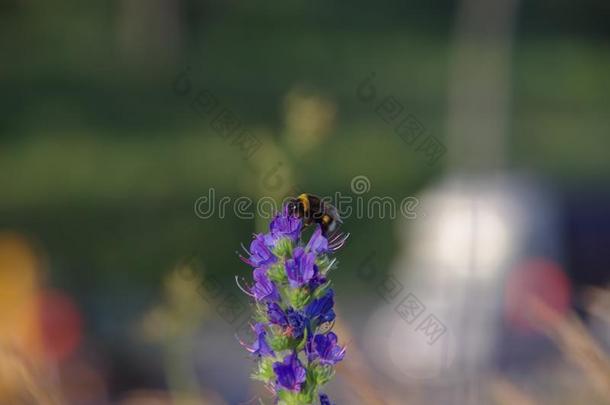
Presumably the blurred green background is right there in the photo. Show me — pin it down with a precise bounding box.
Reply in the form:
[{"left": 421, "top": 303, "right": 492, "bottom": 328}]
[{"left": 2, "top": 0, "right": 608, "bottom": 265}]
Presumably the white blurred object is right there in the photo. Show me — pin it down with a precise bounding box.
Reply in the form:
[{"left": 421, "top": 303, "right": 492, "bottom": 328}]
[{"left": 365, "top": 174, "right": 561, "bottom": 393}]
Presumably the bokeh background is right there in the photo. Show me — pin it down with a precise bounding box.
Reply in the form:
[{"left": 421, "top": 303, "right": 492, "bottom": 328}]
[{"left": 1, "top": 0, "right": 609, "bottom": 404}]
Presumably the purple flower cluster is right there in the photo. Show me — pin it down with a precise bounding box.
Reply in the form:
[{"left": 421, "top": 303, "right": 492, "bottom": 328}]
[{"left": 238, "top": 205, "right": 346, "bottom": 405}]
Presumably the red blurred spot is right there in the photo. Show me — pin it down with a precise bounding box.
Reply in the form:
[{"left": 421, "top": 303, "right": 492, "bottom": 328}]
[
  {"left": 504, "top": 258, "right": 571, "bottom": 333},
  {"left": 38, "top": 289, "right": 83, "bottom": 361}
]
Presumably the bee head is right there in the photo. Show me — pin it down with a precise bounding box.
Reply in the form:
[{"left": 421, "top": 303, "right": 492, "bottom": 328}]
[{"left": 287, "top": 198, "right": 300, "bottom": 216}]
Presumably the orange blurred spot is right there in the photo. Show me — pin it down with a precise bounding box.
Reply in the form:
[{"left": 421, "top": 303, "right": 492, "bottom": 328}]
[{"left": 0, "top": 232, "right": 42, "bottom": 356}]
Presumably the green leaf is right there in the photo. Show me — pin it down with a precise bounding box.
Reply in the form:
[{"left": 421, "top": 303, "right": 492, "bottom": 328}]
[
  {"left": 287, "top": 287, "right": 311, "bottom": 309},
  {"left": 296, "top": 391, "right": 315, "bottom": 404},
  {"left": 312, "top": 363, "right": 335, "bottom": 386},
  {"left": 303, "top": 365, "right": 318, "bottom": 400},
  {"left": 277, "top": 389, "right": 314, "bottom": 405},
  {"left": 268, "top": 263, "right": 288, "bottom": 283},
  {"left": 269, "top": 334, "right": 291, "bottom": 352},
  {"left": 251, "top": 357, "right": 275, "bottom": 383},
  {"left": 315, "top": 255, "right": 336, "bottom": 275},
  {"left": 253, "top": 303, "right": 269, "bottom": 323},
  {"left": 273, "top": 238, "right": 293, "bottom": 258},
  {"left": 277, "top": 390, "right": 301, "bottom": 405},
  {"left": 312, "top": 280, "right": 331, "bottom": 299}
]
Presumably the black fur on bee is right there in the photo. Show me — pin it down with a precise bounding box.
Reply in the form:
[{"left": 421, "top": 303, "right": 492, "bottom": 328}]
[{"left": 287, "top": 193, "right": 349, "bottom": 250}]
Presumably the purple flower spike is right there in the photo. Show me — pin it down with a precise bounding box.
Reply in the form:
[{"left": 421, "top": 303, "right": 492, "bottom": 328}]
[
  {"left": 273, "top": 352, "right": 306, "bottom": 392},
  {"left": 286, "top": 247, "right": 316, "bottom": 288},
  {"left": 251, "top": 268, "right": 280, "bottom": 302},
  {"left": 269, "top": 208, "right": 302, "bottom": 242},
  {"left": 310, "top": 332, "right": 345, "bottom": 365},
  {"left": 307, "top": 225, "right": 329, "bottom": 254},
  {"left": 249, "top": 234, "right": 276, "bottom": 268},
  {"left": 238, "top": 195, "right": 347, "bottom": 401}
]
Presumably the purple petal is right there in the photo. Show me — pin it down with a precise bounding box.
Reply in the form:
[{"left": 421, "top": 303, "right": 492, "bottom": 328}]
[
  {"left": 251, "top": 268, "right": 280, "bottom": 302},
  {"left": 286, "top": 247, "right": 316, "bottom": 288},
  {"left": 273, "top": 353, "right": 306, "bottom": 391},
  {"left": 306, "top": 225, "right": 329, "bottom": 254},
  {"left": 267, "top": 302, "right": 288, "bottom": 326},
  {"left": 249, "top": 323, "right": 274, "bottom": 357},
  {"left": 270, "top": 210, "right": 302, "bottom": 242},
  {"left": 249, "top": 234, "right": 276, "bottom": 268},
  {"left": 305, "top": 289, "right": 335, "bottom": 325},
  {"left": 319, "top": 393, "right": 334, "bottom": 405},
  {"left": 312, "top": 332, "right": 345, "bottom": 365}
]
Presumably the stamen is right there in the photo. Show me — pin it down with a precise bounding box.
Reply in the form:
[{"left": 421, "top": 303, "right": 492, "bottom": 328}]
[
  {"left": 235, "top": 275, "right": 255, "bottom": 297},
  {"left": 329, "top": 232, "right": 350, "bottom": 251},
  {"left": 324, "top": 258, "right": 338, "bottom": 275},
  {"left": 235, "top": 333, "right": 253, "bottom": 352},
  {"left": 238, "top": 394, "right": 262, "bottom": 405},
  {"left": 236, "top": 251, "right": 254, "bottom": 266},
  {"left": 327, "top": 232, "right": 341, "bottom": 243}
]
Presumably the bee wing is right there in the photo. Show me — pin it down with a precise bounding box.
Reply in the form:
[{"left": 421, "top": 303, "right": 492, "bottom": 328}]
[{"left": 326, "top": 204, "right": 342, "bottom": 223}]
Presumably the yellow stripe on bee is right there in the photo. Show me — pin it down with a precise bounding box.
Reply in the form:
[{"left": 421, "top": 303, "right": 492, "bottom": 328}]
[{"left": 298, "top": 194, "right": 310, "bottom": 215}]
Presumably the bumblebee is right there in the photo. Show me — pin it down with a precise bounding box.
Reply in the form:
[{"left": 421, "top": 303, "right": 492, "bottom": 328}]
[{"left": 287, "top": 193, "right": 342, "bottom": 236}]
